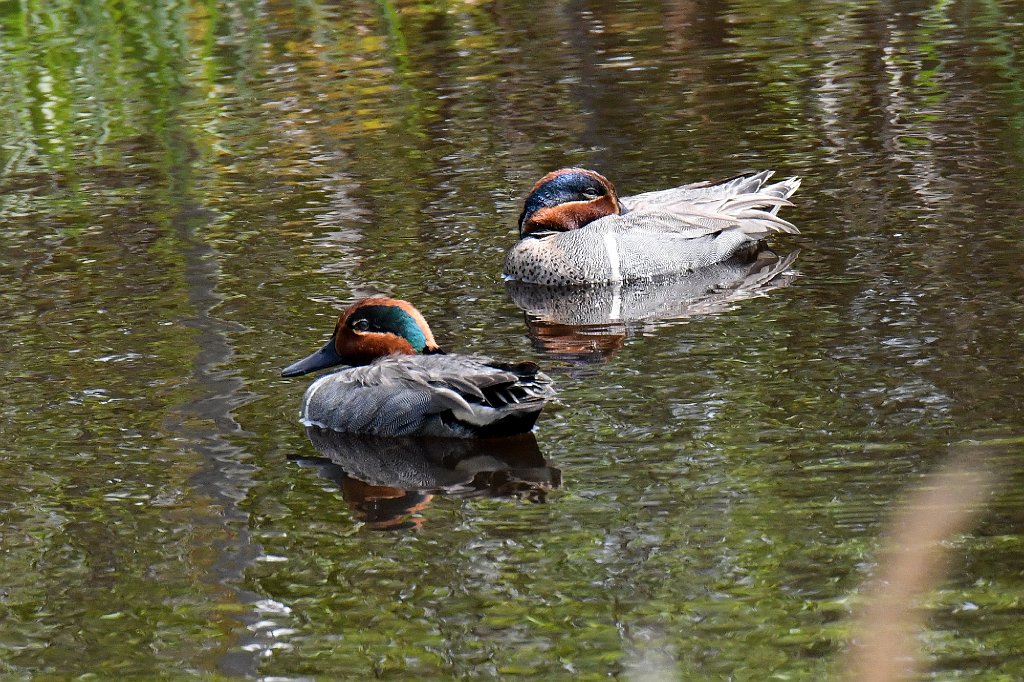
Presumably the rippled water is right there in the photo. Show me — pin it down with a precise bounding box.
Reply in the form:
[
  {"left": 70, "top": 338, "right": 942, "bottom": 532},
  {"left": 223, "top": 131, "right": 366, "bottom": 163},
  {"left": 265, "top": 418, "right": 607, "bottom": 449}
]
[{"left": 3, "top": 0, "right": 1024, "bottom": 679}]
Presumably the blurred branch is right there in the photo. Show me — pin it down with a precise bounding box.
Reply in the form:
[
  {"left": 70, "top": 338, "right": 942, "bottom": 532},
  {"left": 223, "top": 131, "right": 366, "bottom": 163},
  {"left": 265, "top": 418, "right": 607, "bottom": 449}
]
[{"left": 844, "top": 446, "right": 995, "bottom": 682}]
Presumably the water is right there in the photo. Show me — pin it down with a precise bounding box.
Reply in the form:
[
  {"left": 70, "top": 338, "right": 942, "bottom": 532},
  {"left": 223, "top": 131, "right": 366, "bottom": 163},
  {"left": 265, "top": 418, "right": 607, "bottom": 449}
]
[{"left": 2, "top": 0, "right": 1024, "bottom": 678}]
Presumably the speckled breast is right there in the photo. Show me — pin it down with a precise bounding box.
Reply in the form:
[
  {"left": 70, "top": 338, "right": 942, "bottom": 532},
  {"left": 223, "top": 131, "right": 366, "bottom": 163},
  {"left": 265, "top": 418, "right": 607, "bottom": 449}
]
[{"left": 503, "top": 231, "right": 618, "bottom": 286}]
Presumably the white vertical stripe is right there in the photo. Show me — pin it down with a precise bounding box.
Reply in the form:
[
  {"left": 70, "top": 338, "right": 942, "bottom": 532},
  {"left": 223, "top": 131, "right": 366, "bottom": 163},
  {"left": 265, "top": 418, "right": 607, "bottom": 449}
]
[
  {"left": 302, "top": 375, "right": 331, "bottom": 420},
  {"left": 609, "top": 283, "right": 622, "bottom": 322},
  {"left": 603, "top": 231, "right": 621, "bottom": 282}
]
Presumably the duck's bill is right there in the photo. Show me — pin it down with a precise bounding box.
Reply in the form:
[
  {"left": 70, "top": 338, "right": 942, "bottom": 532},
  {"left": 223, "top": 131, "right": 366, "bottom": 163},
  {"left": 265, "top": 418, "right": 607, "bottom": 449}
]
[{"left": 281, "top": 339, "right": 346, "bottom": 377}]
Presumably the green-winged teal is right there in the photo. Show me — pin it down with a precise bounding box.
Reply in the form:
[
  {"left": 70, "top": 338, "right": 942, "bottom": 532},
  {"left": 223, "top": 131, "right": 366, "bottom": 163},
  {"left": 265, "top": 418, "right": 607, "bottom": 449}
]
[
  {"left": 504, "top": 168, "right": 800, "bottom": 286},
  {"left": 281, "top": 297, "right": 555, "bottom": 438}
]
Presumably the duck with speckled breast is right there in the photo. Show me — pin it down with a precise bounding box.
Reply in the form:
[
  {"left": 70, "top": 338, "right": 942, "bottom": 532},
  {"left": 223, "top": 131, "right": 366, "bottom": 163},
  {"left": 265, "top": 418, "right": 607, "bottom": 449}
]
[
  {"left": 281, "top": 297, "right": 555, "bottom": 438},
  {"left": 503, "top": 168, "right": 801, "bottom": 286}
]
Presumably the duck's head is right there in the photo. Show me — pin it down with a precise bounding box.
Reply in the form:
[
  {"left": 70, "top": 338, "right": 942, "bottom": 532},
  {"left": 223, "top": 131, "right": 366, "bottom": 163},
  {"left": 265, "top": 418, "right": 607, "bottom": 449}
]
[
  {"left": 518, "top": 168, "right": 621, "bottom": 237},
  {"left": 281, "top": 297, "right": 441, "bottom": 377}
]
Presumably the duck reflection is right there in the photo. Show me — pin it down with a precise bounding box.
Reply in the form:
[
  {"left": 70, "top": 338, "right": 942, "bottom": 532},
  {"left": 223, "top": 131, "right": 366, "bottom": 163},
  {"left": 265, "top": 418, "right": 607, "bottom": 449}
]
[
  {"left": 506, "top": 248, "right": 799, "bottom": 362},
  {"left": 292, "top": 426, "right": 561, "bottom": 531}
]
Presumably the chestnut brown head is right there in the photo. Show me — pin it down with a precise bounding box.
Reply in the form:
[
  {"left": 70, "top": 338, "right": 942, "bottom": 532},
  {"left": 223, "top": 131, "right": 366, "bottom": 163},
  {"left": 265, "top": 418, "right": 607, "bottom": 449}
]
[
  {"left": 518, "top": 168, "right": 621, "bottom": 237},
  {"left": 281, "top": 297, "right": 441, "bottom": 377}
]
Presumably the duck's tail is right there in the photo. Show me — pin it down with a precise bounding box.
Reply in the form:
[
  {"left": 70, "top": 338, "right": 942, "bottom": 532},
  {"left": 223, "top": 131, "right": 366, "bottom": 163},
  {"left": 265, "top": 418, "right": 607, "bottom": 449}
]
[
  {"left": 717, "top": 171, "right": 801, "bottom": 236},
  {"left": 757, "top": 174, "right": 801, "bottom": 216}
]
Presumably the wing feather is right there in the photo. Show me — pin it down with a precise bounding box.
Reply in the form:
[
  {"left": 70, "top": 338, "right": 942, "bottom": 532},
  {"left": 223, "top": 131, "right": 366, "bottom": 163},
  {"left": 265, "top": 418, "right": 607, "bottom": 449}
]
[{"left": 600, "top": 172, "right": 800, "bottom": 240}]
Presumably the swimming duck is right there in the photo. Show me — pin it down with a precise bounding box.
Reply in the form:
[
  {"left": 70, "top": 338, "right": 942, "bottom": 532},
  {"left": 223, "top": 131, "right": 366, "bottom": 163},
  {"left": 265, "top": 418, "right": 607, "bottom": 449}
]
[
  {"left": 280, "top": 297, "right": 555, "bottom": 438},
  {"left": 504, "top": 168, "right": 801, "bottom": 286}
]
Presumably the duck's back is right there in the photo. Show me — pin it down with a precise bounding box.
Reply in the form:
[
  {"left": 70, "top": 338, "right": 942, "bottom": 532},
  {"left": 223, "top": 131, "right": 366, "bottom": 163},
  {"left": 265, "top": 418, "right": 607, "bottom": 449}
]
[
  {"left": 299, "top": 354, "right": 554, "bottom": 438},
  {"left": 618, "top": 170, "right": 796, "bottom": 208}
]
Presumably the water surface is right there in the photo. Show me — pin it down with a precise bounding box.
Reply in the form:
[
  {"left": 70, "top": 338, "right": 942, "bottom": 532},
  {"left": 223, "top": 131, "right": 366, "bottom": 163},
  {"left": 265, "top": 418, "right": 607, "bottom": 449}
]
[{"left": 2, "top": 0, "right": 1024, "bottom": 679}]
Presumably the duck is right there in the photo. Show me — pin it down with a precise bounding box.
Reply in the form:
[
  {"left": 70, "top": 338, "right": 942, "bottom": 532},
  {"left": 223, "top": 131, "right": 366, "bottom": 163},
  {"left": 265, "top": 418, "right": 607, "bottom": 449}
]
[
  {"left": 280, "top": 297, "right": 555, "bottom": 438},
  {"left": 503, "top": 168, "right": 801, "bottom": 286}
]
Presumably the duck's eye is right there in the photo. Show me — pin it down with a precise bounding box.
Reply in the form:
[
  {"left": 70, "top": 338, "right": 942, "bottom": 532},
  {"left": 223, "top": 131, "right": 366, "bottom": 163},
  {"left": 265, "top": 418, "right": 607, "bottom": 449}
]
[
  {"left": 351, "top": 318, "right": 371, "bottom": 332},
  {"left": 582, "top": 187, "right": 601, "bottom": 198}
]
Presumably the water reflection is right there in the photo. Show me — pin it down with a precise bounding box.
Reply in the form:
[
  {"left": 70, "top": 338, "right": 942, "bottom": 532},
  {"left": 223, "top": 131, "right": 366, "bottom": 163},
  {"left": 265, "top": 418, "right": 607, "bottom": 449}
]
[
  {"left": 293, "top": 427, "right": 561, "bottom": 531},
  {"left": 507, "top": 249, "right": 799, "bottom": 362}
]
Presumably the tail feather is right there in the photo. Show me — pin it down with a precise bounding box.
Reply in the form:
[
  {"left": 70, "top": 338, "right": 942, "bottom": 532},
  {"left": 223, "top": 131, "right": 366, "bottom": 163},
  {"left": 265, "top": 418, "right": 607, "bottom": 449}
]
[
  {"left": 760, "top": 177, "right": 801, "bottom": 214},
  {"left": 610, "top": 169, "right": 801, "bottom": 239}
]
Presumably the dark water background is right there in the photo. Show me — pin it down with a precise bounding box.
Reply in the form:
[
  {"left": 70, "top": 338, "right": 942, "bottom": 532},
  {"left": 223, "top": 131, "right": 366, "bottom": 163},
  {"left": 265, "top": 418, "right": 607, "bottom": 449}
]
[{"left": 2, "top": 0, "right": 1024, "bottom": 679}]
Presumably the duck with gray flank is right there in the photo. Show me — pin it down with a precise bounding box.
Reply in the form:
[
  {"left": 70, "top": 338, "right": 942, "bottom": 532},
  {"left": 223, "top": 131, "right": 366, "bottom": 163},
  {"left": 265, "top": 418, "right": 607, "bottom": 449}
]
[
  {"left": 504, "top": 168, "right": 800, "bottom": 286},
  {"left": 281, "top": 297, "right": 555, "bottom": 438}
]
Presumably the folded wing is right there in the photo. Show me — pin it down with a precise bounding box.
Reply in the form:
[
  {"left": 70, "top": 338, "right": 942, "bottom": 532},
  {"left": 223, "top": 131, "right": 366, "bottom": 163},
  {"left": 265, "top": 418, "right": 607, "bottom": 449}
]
[
  {"left": 617, "top": 170, "right": 801, "bottom": 239},
  {"left": 301, "top": 355, "right": 555, "bottom": 437}
]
